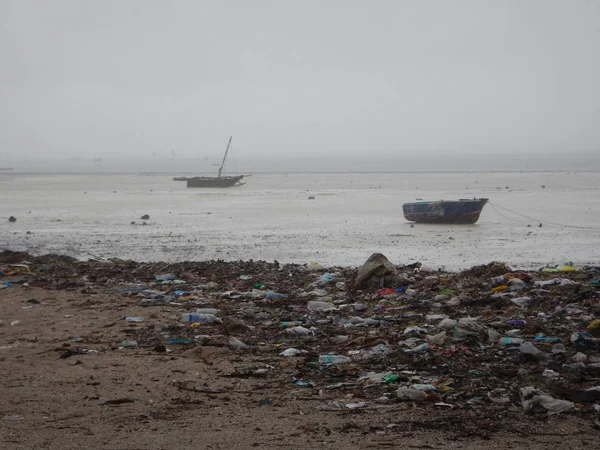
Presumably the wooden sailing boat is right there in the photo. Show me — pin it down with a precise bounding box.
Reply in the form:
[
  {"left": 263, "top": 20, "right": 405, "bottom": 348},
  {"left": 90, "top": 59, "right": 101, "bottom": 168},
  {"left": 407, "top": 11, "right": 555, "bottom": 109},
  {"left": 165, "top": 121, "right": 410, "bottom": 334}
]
[{"left": 174, "top": 136, "right": 245, "bottom": 188}]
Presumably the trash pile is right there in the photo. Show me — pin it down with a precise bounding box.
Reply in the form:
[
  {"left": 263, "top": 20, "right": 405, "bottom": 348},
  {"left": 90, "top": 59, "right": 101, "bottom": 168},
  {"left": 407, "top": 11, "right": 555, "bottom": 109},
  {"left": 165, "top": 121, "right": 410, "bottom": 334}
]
[{"left": 2, "top": 250, "right": 600, "bottom": 432}]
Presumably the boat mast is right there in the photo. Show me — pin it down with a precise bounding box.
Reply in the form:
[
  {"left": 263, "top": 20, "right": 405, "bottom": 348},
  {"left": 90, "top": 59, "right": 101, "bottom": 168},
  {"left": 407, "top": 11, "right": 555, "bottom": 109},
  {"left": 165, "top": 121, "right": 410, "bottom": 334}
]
[{"left": 218, "top": 136, "right": 233, "bottom": 178}]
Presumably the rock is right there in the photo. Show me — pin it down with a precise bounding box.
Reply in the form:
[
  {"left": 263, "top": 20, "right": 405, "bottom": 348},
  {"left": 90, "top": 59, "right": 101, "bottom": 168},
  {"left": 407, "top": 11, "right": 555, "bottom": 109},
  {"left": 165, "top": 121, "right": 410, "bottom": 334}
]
[
  {"left": 552, "top": 343, "right": 566, "bottom": 354},
  {"left": 396, "top": 387, "right": 427, "bottom": 402},
  {"left": 141, "top": 214, "right": 150, "bottom": 220},
  {"left": 306, "top": 261, "right": 327, "bottom": 272},
  {"left": 8, "top": 216, "right": 16, "bottom": 223},
  {"left": 221, "top": 316, "right": 252, "bottom": 335},
  {"left": 355, "top": 253, "right": 399, "bottom": 290},
  {"left": 562, "top": 387, "right": 600, "bottom": 403},
  {"left": 329, "top": 335, "right": 349, "bottom": 344}
]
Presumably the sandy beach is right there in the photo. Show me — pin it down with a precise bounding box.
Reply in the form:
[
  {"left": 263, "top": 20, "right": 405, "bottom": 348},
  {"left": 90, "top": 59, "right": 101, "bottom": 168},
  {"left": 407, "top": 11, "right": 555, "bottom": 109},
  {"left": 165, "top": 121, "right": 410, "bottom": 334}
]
[{"left": 1, "top": 250, "right": 599, "bottom": 449}]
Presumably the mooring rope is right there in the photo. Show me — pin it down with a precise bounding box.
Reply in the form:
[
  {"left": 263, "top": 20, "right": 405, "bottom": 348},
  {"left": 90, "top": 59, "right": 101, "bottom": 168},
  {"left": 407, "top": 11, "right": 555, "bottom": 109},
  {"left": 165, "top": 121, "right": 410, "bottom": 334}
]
[{"left": 488, "top": 201, "right": 600, "bottom": 230}]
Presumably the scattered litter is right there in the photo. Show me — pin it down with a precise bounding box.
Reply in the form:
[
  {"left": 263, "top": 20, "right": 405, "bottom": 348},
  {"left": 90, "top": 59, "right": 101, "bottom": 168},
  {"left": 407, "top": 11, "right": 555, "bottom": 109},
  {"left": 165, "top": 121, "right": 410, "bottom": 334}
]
[
  {"left": 520, "top": 386, "right": 575, "bottom": 415},
  {"left": 2, "top": 251, "right": 599, "bottom": 438}
]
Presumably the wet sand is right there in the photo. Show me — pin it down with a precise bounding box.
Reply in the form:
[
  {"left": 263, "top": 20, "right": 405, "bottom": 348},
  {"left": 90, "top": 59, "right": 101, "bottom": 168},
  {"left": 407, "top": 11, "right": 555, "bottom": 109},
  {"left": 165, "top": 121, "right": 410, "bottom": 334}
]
[{"left": 1, "top": 171, "right": 600, "bottom": 269}]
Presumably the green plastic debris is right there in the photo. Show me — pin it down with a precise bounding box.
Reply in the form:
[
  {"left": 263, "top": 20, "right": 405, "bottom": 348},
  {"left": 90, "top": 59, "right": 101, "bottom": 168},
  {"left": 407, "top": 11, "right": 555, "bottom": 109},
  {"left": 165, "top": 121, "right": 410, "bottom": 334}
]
[
  {"left": 439, "top": 288, "right": 456, "bottom": 296},
  {"left": 166, "top": 338, "right": 194, "bottom": 345},
  {"left": 384, "top": 374, "right": 400, "bottom": 384}
]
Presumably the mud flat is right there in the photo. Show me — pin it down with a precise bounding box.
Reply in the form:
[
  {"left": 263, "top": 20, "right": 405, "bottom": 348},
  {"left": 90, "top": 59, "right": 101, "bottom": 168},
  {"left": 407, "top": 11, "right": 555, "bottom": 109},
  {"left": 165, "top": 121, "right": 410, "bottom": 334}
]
[{"left": 2, "top": 171, "right": 600, "bottom": 270}]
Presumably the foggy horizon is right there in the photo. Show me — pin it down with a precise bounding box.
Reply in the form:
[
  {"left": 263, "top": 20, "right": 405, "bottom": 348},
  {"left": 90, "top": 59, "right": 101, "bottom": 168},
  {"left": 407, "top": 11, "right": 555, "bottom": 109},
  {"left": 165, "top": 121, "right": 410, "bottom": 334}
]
[
  {"left": 2, "top": 151, "right": 600, "bottom": 173},
  {"left": 2, "top": 0, "right": 600, "bottom": 161}
]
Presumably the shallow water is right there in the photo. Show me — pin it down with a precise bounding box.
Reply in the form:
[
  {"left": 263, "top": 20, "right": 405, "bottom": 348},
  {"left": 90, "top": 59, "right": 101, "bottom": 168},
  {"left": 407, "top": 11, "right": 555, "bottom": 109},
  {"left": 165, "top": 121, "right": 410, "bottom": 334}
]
[{"left": 1, "top": 171, "right": 599, "bottom": 269}]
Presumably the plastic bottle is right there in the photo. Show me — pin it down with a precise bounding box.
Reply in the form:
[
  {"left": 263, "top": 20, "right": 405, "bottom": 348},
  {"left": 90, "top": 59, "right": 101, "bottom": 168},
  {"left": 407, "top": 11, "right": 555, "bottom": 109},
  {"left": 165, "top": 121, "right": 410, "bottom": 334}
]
[
  {"left": 319, "top": 355, "right": 352, "bottom": 365},
  {"left": 384, "top": 374, "right": 400, "bottom": 384},
  {"left": 155, "top": 274, "right": 177, "bottom": 282},
  {"left": 166, "top": 338, "right": 194, "bottom": 345},
  {"left": 489, "top": 276, "right": 505, "bottom": 287},
  {"left": 181, "top": 313, "right": 219, "bottom": 324},
  {"left": 509, "top": 279, "right": 527, "bottom": 291},
  {"left": 411, "top": 384, "right": 437, "bottom": 392},
  {"left": 307, "top": 300, "right": 335, "bottom": 311},
  {"left": 499, "top": 337, "right": 525, "bottom": 345},
  {"left": 360, "top": 318, "right": 382, "bottom": 326},
  {"left": 125, "top": 317, "right": 145, "bottom": 322},
  {"left": 396, "top": 387, "right": 427, "bottom": 402},
  {"left": 280, "top": 348, "right": 303, "bottom": 357},
  {"left": 195, "top": 308, "right": 220, "bottom": 315},
  {"left": 511, "top": 297, "right": 532, "bottom": 307},
  {"left": 285, "top": 326, "right": 313, "bottom": 336},
  {"left": 265, "top": 292, "right": 288, "bottom": 300},
  {"left": 281, "top": 321, "right": 302, "bottom": 328},
  {"left": 292, "top": 378, "right": 314, "bottom": 387},
  {"left": 229, "top": 336, "right": 250, "bottom": 349},
  {"left": 534, "top": 335, "right": 562, "bottom": 344},
  {"left": 320, "top": 273, "right": 337, "bottom": 284},
  {"left": 404, "top": 343, "right": 430, "bottom": 353}
]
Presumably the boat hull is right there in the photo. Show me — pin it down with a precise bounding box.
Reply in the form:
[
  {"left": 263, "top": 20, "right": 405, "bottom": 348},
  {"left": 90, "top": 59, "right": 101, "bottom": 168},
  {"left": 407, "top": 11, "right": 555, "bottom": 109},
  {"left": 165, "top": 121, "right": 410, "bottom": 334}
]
[
  {"left": 402, "top": 198, "right": 488, "bottom": 224},
  {"left": 185, "top": 175, "right": 244, "bottom": 188}
]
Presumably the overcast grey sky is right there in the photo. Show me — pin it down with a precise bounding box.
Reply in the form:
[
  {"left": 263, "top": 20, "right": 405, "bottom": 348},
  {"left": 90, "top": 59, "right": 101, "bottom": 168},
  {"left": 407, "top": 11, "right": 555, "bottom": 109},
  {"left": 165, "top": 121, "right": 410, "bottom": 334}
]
[{"left": 1, "top": 0, "right": 600, "bottom": 161}]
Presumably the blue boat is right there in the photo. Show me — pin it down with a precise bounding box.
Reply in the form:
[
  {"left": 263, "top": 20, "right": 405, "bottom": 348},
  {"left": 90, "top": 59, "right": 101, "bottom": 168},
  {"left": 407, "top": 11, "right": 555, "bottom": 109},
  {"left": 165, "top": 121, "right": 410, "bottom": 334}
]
[{"left": 402, "top": 198, "right": 488, "bottom": 224}]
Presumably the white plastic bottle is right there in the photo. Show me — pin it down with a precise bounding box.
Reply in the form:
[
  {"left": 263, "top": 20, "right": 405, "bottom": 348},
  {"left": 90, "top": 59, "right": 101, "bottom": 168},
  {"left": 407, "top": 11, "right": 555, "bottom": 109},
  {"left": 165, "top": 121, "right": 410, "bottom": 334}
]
[
  {"left": 181, "top": 313, "right": 219, "bottom": 324},
  {"left": 319, "top": 355, "right": 352, "bottom": 365}
]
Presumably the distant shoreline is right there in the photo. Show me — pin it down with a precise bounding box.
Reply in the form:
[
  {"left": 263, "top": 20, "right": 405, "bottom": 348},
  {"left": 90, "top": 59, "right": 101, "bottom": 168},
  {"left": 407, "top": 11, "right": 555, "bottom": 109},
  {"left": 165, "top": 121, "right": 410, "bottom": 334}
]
[{"left": 2, "top": 169, "right": 600, "bottom": 176}]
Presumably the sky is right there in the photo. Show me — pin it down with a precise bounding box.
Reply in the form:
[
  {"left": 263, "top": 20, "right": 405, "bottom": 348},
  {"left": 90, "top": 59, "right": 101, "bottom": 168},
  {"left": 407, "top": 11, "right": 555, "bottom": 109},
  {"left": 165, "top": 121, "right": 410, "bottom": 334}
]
[{"left": 1, "top": 0, "right": 600, "bottom": 168}]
